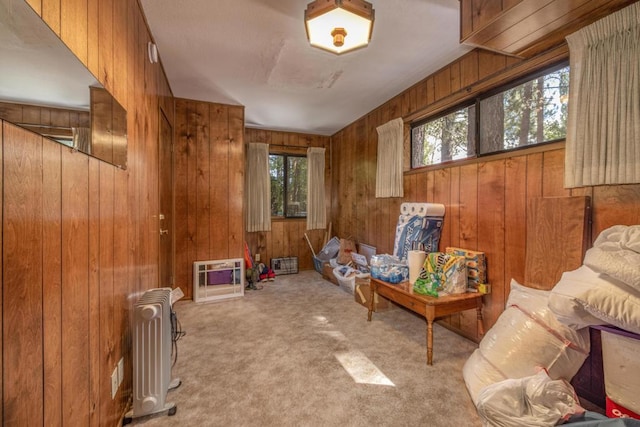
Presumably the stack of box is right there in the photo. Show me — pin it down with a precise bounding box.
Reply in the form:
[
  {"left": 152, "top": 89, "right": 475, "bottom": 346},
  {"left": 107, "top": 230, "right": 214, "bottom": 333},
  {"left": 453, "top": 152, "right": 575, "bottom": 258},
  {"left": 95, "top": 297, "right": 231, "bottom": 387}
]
[{"left": 445, "top": 247, "right": 488, "bottom": 293}]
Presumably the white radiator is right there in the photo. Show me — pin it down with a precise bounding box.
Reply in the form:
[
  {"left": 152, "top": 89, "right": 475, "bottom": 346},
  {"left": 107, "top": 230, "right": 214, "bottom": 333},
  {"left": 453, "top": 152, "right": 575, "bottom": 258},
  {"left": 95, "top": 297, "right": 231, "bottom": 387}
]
[{"left": 129, "top": 287, "right": 178, "bottom": 418}]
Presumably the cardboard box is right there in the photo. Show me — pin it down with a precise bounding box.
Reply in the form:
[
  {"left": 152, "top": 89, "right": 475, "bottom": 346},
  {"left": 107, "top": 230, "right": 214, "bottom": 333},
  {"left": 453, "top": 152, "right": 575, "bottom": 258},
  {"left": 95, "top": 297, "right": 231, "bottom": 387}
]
[
  {"left": 322, "top": 263, "right": 338, "bottom": 285},
  {"left": 446, "top": 247, "right": 487, "bottom": 291},
  {"left": 354, "top": 277, "right": 392, "bottom": 311},
  {"left": 356, "top": 243, "right": 376, "bottom": 264}
]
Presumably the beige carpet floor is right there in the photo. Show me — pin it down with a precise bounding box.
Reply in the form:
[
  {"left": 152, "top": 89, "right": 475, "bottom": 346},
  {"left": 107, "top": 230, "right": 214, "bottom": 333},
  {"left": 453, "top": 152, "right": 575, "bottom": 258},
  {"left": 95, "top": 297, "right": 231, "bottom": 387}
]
[{"left": 131, "top": 270, "right": 482, "bottom": 426}]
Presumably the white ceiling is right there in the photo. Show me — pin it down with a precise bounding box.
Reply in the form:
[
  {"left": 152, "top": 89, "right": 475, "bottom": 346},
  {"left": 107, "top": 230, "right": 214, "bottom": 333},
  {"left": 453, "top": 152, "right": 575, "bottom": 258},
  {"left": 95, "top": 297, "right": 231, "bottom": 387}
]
[
  {"left": 0, "top": 0, "right": 97, "bottom": 110},
  {"left": 140, "top": 0, "right": 473, "bottom": 136}
]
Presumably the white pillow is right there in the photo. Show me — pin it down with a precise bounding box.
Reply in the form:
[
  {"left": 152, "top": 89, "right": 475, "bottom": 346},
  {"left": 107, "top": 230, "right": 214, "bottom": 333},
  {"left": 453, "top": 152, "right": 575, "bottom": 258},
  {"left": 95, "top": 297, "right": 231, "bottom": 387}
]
[{"left": 549, "top": 265, "right": 640, "bottom": 335}]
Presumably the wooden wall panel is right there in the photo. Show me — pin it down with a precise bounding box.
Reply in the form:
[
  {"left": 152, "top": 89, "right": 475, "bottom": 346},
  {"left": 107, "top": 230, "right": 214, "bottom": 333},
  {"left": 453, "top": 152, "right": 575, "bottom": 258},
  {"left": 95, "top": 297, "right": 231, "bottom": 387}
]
[
  {"left": 98, "top": 163, "right": 115, "bottom": 425},
  {"left": 61, "top": 150, "right": 90, "bottom": 426},
  {"left": 98, "top": 0, "right": 114, "bottom": 91},
  {"left": 196, "top": 102, "right": 211, "bottom": 261},
  {"left": 228, "top": 106, "right": 245, "bottom": 257},
  {"left": 60, "top": 0, "right": 88, "bottom": 64},
  {"left": 174, "top": 100, "right": 190, "bottom": 296},
  {"left": 542, "top": 149, "right": 570, "bottom": 197},
  {"left": 88, "top": 157, "right": 101, "bottom": 427},
  {"left": 477, "top": 160, "right": 506, "bottom": 330},
  {"left": 186, "top": 101, "right": 198, "bottom": 296},
  {"left": 2, "top": 0, "right": 174, "bottom": 423},
  {"left": 504, "top": 156, "right": 527, "bottom": 288},
  {"left": 113, "top": 0, "right": 128, "bottom": 104},
  {"left": 42, "top": 141, "right": 62, "bottom": 427},
  {"left": 2, "top": 123, "right": 44, "bottom": 425},
  {"left": 210, "top": 105, "right": 229, "bottom": 260},
  {"left": 592, "top": 184, "right": 640, "bottom": 239},
  {"left": 173, "top": 100, "right": 244, "bottom": 297}
]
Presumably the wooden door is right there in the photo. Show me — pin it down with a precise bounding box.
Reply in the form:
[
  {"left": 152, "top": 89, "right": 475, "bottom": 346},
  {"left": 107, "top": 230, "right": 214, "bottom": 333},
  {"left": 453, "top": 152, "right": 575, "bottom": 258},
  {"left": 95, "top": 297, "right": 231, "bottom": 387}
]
[{"left": 159, "top": 110, "right": 174, "bottom": 287}]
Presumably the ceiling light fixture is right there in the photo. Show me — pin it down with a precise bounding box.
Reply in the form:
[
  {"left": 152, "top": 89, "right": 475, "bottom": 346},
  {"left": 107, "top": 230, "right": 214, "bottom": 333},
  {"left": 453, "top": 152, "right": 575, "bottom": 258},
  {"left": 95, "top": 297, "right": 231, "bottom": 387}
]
[{"left": 304, "top": 0, "right": 375, "bottom": 55}]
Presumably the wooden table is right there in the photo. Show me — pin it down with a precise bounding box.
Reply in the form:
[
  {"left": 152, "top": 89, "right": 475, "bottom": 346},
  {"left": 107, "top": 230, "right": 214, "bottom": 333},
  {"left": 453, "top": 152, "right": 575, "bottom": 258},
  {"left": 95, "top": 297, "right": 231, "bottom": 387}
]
[{"left": 367, "top": 278, "right": 484, "bottom": 365}]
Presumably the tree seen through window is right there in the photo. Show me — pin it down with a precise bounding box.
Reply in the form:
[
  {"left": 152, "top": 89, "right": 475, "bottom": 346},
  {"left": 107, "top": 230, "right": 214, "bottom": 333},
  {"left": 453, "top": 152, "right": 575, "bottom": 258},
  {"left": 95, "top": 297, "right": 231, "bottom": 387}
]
[{"left": 270, "top": 154, "right": 307, "bottom": 218}]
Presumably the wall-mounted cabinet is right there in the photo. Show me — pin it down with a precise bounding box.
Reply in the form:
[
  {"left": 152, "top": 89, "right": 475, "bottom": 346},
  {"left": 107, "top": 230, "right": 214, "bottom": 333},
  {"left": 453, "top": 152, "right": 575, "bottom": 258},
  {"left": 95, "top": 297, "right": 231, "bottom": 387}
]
[
  {"left": 460, "top": 0, "right": 637, "bottom": 58},
  {"left": 193, "top": 259, "right": 245, "bottom": 303}
]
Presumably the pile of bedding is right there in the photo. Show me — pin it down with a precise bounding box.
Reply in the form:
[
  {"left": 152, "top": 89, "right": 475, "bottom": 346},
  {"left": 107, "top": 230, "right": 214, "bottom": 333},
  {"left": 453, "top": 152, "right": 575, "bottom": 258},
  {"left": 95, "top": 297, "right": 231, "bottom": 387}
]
[
  {"left": 549, "top": 225, "right": 640, "bottom": 335},
  {"left": 463, "top": 225, "right": 640, "bottom": 426}
]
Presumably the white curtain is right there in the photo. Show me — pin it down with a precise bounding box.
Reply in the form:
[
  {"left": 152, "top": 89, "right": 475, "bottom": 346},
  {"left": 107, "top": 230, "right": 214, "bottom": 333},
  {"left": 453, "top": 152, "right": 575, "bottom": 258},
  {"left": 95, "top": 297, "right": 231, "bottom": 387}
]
[
  {"left": 376, "top": 117, "right": 404, "bottom": 197},
  {"left": 245, "top": 143, "right": 271, "bottom": 232},
  {"left": 564, "top": 2, "right": 640, "bottom": 188},
  {"left": 306, "top": 147, "right": 326, "bottom": 230}
]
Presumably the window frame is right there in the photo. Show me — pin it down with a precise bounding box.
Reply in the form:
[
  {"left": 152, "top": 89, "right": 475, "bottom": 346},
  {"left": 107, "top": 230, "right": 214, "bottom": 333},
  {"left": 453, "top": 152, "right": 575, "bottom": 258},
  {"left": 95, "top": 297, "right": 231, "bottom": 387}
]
[
  {"left": 410, "top": 100, "right": 476, "bottom": 169},
  {"left": 476, "top": 60, "right": 570, "bottom": 157},
  {"left": 410, "top": 60, "right": 569, "bottom": 169},
  {"left": 269, "top": 152, "right": 308, "bottom": 219}
]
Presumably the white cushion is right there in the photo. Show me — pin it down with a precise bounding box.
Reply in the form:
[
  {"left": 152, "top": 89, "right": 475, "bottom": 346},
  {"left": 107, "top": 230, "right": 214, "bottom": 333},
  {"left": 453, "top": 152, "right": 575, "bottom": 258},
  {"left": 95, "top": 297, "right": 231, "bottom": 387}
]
[{"left": 549, "top": 265, "right": 640, "bottom": 335}]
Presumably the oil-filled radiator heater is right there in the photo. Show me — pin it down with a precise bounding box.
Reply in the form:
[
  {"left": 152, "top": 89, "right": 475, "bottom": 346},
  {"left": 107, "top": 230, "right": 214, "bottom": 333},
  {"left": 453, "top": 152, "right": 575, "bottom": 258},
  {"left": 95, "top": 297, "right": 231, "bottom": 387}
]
[{"left": 125, "top": 287, "right": 181, "bottom": 421}]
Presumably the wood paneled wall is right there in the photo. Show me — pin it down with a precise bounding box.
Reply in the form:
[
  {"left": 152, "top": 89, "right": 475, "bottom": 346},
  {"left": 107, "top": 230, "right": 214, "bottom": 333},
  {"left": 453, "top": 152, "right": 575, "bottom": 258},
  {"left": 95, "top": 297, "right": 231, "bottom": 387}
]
[
  {"left": 0, "top": 101, "right": 90, "bottom": 136},
  {"left": 2, "top": 0, "right": 173, "bottom": 425},
  {"left": 244, "top": 128, "right": 331, "bottom": 271},
  {"left": 173, "top": 99, "right": 245, "bottom": 300},
  {"left": 330, "top": 46, "right": 640, "bottom": 339}
]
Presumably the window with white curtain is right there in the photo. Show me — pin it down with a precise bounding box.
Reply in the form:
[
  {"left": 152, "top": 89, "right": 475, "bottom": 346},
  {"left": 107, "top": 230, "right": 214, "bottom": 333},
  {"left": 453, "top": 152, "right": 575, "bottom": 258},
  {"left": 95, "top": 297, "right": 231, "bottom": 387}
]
[{"left": 564, "top": 2, "right": 640, "bottom": 188}]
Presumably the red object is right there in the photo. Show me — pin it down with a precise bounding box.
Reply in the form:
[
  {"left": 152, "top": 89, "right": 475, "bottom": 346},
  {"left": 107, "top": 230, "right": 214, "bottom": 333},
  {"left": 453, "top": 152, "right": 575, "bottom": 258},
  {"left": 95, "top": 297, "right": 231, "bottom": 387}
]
[
  {"left": 244, "top": 242, "right": 254, "bottom": 269},
  {"left": 606, "top": 396, "right": 640, "bottom": 420}
]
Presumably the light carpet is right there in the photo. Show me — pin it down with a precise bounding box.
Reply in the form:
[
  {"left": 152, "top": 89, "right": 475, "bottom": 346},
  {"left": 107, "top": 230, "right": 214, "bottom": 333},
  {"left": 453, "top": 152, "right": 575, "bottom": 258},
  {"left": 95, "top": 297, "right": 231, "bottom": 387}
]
[{"left": 132, "top": 270, "right": 482, "bottom": 426}]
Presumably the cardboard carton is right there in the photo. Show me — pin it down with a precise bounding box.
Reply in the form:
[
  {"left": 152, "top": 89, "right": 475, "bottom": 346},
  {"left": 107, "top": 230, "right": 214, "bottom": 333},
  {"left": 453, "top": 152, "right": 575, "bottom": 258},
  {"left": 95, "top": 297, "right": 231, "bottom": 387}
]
[{"left": 354, "top": 277, "right": 392, "bottom": 311}]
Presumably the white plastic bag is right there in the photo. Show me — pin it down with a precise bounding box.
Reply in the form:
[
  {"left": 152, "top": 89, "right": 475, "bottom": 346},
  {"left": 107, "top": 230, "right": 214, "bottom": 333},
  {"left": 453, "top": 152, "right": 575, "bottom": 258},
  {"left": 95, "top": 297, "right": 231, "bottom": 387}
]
[
  {"left": 476, "top": 370, "right": 584, "bottom": 427},
  {"left": 463, "top": 279, "right": 590, "bottom": 405}
]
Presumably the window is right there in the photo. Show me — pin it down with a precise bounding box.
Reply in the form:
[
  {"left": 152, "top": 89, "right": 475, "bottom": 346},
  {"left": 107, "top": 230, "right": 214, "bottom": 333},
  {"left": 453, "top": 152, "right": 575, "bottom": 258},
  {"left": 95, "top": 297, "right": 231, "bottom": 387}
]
[
  {"left": 479, "top": 64, "right": 569, "bottom": 155},
  {"left": 270, "top": 154, "right": 307, "bottom": 218},
  {"left": 411, "top": 104, "right": 476, "bottom": 167},
  {"left": 411, "top": 63, "right": 569, "bottom": 167}
]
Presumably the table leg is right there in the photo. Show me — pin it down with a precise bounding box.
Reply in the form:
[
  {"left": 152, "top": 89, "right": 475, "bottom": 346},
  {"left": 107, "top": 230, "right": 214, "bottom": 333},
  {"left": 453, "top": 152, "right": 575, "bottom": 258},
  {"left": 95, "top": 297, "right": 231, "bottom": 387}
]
[
  {"left": 426, "top": 319, "right": 434, "bottom": 365},
  {"left": 476, "top": 305, "right": 485, "bottom": 337},
  {"left": 367, "top": 281, "right": 375, "bottom": 322}
]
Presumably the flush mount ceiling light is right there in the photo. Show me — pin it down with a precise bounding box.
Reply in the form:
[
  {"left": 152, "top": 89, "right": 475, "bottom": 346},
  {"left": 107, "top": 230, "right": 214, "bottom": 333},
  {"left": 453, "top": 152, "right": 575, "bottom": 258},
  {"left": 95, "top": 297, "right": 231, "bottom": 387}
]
[{"left": 304, "top": 0, "right": 375, "bottom": 55}]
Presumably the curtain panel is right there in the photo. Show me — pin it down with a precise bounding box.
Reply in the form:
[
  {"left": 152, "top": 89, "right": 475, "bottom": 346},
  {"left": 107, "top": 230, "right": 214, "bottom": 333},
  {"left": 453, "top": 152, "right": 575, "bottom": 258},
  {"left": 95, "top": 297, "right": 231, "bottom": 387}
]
[
  {"left": 245, "top": 142, "right": 271, "bottom": 232},
  {"left": 564, "top": 2, "right": 640, "bottom": 188},
  {"left": 307, "top": 147, "right": 326, "bottom": 230},
  {"left": 375, "top": 117, "right": 404, "bottom": 198}
]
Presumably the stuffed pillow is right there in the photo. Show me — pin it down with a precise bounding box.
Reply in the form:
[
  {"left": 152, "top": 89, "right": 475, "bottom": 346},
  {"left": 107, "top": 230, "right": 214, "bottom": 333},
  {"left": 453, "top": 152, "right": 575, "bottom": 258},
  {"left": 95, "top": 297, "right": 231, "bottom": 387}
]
[{"left": 549, "top": 265, "right": 640, "bottom": 335}]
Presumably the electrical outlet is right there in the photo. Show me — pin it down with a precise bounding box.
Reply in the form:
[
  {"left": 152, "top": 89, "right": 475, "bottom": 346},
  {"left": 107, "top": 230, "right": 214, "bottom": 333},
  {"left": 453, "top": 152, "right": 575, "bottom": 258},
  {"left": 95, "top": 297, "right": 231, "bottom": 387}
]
[
  {"left": 255, "top": 253, "right": 261, "bottom": 262},
  {"left": 117, "top": 357, "right": 124, "bottom": 387},
  {"left": 111, "top": 367, "right": 118, "bottom": 399}
]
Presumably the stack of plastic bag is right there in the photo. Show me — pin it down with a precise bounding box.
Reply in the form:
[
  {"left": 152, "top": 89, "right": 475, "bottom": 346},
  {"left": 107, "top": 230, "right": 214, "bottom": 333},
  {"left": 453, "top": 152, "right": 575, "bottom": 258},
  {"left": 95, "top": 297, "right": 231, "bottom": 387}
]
[{"left": 463, "top": 280, "right": 590, "bottom": 425}]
